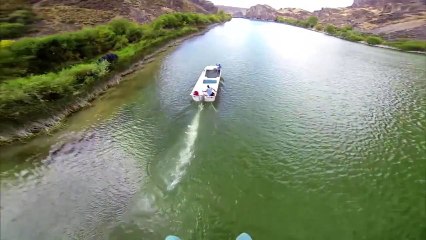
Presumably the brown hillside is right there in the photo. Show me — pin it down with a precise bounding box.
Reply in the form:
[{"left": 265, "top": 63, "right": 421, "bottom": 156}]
[
  {"left": 315, "top": 0, "right": 426, "bottom": 40},
  {"left": 242, "top": 0, "right": 426, "bottom": 40},
  {"left": 29, "top": 0, "right": 217, "bottom": 35}
]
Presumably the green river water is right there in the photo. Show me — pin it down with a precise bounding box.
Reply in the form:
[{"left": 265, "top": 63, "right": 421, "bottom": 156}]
[{"left": 1, "top": 19, "right": 426, "bottom": 240}]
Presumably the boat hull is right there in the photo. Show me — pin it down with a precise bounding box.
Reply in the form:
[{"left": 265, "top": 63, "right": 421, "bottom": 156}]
[
  {"left": 191, "top": 95, "right": 204, "bottom": 102},
  {"left": 203, "top": 96, "right": 216, "bottom": 102},
  {"left": 190, "top": 65, "right": 221, "bottom": 103}
]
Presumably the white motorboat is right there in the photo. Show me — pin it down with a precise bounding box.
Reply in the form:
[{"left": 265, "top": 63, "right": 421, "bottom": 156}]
[{"left": 190, "top": 65, "right": 222, "bottom": 102}]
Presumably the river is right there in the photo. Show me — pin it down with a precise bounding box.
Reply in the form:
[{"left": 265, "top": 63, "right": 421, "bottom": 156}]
[{"left": 1, "top": 19, "right": 425, "bottom": 240}]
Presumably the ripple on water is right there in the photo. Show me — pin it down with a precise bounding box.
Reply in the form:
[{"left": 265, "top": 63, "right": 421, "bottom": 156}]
[{"left": 1, "top": 130, "right": 143, "bottom": 239}]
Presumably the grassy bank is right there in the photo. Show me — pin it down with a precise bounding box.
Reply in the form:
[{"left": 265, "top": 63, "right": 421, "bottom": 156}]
[
  {"left": 0, "top": 12, "right": 231, "bottom": 139},
  {"left": 276, "top": 16, "right": 426, "bottom": 53}
]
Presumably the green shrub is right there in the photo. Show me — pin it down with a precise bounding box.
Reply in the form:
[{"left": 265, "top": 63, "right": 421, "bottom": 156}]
[
  {"left": 337, "top": 30, "right": 365, "bottom": 42},
  {"left": 218, "top": 11, "right": 232, "bottom": 21},
  {"left": 125, "top": 25, "right": 144, "bottom": 43},
  {"left": 342, "top": 25, "right": 353, "bottom": 31},
  {"left": 314, "top": 24, "right": 324, "bottom": 31},
  {"left": 194, "top": 14, "right": 211, "bottom": 25},
  {"left": 366, "top": 36, "right": 383, "bottom": 45},
  {"left": 276, "top": 17, "right": 310, "bottom": 28},
  {"left": 277, "top": 16, "right": 323, "bottom": 29},
  {"left": 108, "top": 19, "right": 132, "bottom": 35},
  {"left": 385, "top": 40, "right": 426, "bottom": 51},
  {"left": 113, "top": 35, "right": 129, "bottom": 50},
  {"left": 181, "top": 13, "right": 196, "bottom": 25},
  {"left": 306, "top": 16, "right": 318, "bottom": 28},
  {"left": 325, "top": 24, "right": 337, "bottom": 34},
  {"left": 346, "top": 32, "right": 365, "bottom": 42},
  {"left": 0, "top": 22, "right": 27, "bottom": 38},
  {"left": 208, "top": 15, "right": 220, "bottom": 23},
  {"left": 0, "top": 39, "right": 14, "bottom": 48},
  {"left": 152, "top": 14, "right": 176, "bottom": 29},
  {"left": 150, "top": 13, "right": 214, "bottom": 29}
]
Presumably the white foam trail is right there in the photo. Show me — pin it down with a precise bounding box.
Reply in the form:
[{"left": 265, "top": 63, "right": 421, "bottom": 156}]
[
  {"left": 167, "top": 104, "right": 203, "bottom": 190},
  {"left": 211, "top": 104, "right": 218, "bottom": 112}
]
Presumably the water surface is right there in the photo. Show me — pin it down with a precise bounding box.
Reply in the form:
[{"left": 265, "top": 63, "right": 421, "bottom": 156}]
[{"left": 1, "top": 19, "right": 426, "bottom": 240}]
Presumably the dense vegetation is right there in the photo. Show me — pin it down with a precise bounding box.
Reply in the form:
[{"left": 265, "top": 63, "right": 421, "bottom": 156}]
[
  {"left": 0, "top": 12, "right": 231, "bottom": 124},
  {"left": 384, "top": 39, "right": 426, "bottom": 52},
  {"left": 366, "top": 36, "right": 383, "bottom": 45},
  {"left": 276, "top": 16, "right": 318, "bottom": 29},
  {"left": 275, "top": 16, "right": 426, "bottom": 52},
  {"left": 0, "top": 0, "right": 37, "bottom": 39},
  {"left": 324, "top": 24, "right": 367, "bottom": 42}
]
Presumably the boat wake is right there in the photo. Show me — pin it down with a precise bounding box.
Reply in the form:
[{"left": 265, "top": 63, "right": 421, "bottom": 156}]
[{"left": 166, "top": 104, "right": 203, "bottom": 191}]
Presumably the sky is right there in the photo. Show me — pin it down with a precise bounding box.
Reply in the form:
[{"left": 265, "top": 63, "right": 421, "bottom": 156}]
[{"left": 210, "top": 0, "right": 355, "bottom": 11}]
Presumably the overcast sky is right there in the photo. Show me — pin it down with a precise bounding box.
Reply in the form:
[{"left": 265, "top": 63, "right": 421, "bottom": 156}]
[{"left": 211, "top": 0, "right": 355, "bottom": 11}]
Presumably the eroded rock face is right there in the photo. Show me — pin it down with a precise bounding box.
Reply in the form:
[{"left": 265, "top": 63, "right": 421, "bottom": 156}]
[
  {"left": 30, "top": 0, "right": 219, "bottom": 35},
  {"left": 190, "top": 0, "right": 217, "bottom": 13},
  {"left": 245, "top": 4, "right": 278, "bottom": 20},
  {"left": 278, "top": 8, "right": 312, "bottom": 20},
  {"left": 237, "top": 0, "right": 425, "bottom": 40},
  {"left": 352, "top": 0, "right": 425, "bottom": 7},
  {"left": 313, "top": 0, "right": 426, "bottom": 40}
]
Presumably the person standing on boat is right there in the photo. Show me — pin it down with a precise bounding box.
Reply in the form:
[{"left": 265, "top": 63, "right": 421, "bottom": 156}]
[{"left": 216, "top": 63, "right": 222, "bottom": 73}]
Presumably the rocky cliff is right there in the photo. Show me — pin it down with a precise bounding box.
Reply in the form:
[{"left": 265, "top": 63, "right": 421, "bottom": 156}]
[
  {"left": 27, "top": 0, "right": 217, "bottom": 35},
  {"left": 315, "top": 0, "right": 426, "bottom": 40},
  {"left": 352, "top": 0, "right": 426, "bottom": 7},
  {"left": 241, "top": 1, "right": 426, "bottom": 40},
  {"left": 278, "top": 8, "right": 312, "bottom": 20},
  {"left": 245, "top": 4, "right": 277, "bottom": 20}
]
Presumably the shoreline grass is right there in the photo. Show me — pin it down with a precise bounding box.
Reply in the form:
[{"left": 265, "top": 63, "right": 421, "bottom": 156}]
[
  {"left": 0, "top": 12, "right": 231, "bottom": 129},
  {"left": 276, "top": 16, "right": 426, "bottom": 53}
]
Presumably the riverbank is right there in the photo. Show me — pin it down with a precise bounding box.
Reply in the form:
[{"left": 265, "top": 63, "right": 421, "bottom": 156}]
[
  {"left": 275, "top": 16, "right": 426, "bottom": 55},
  {"left": 0, "top": 13, "right": 231, "bottom": 145}
]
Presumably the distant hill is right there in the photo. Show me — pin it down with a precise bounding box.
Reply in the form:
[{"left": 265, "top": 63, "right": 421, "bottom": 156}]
[
  {"left": 216, "top": 5, "right": 247, "bottom": 17},
  {"left": 1, "top": 0, "right": 218, "bottom": 36},
  {"left": 241, "top": 0, "right": 426, "bottom": 40},
  {"left": 315, "top": 0, "right": 426, "bottom": 40},
  {"left": 245, "top": 4, "right": 277, "bottom": 20},
  {"left": 243, "top": 5, "right": 310, "bottom": 21},
  {"left": 278, "top": 8, "right": 312, "bottom": 20},
  {"left": 351, "top": 0, "right": 426, "bottom": 7}
]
